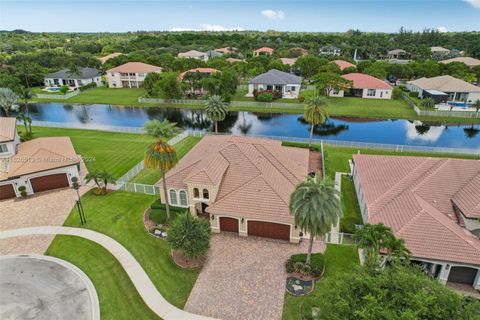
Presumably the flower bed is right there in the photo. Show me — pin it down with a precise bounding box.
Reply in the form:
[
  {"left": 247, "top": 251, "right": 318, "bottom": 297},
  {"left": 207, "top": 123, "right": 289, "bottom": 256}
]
[
  {"left": 285, "top": 253, "right": 325, "bottom": 281},
  {"left": 286, "top": 277, "right": 314, "bottom": 296}
]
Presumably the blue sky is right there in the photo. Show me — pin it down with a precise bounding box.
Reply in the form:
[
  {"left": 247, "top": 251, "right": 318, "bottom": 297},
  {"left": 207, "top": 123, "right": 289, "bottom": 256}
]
[{"left": 0, "top": 0, "right": 479, "bottom": 32}]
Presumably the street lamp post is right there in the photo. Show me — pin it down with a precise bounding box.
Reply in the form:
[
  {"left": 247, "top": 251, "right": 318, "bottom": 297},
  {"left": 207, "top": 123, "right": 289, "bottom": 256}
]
[{"left": 71, "top": 177, "right": 86, "bottom": 225}]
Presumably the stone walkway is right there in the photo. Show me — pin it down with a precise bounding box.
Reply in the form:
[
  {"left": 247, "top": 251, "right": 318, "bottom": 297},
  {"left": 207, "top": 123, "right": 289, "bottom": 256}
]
[
  {"left": 185, "top": 233, "right": 326, "bottom": 320},
  {"left": 0, "top": 226, "right": 216, "bottom": 320}
]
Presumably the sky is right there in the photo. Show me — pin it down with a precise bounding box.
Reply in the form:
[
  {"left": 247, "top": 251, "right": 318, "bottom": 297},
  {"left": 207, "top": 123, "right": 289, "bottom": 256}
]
[{"left": 0, "top": 0, "right": 479, "bottom": 33}]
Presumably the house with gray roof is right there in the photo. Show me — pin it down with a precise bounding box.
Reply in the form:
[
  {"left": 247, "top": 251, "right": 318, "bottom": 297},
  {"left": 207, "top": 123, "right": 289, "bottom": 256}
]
[
  {"left": 44, "top": 67, "right": 101, "bottom": 89},
  {"left": 247, "top": 69, "right": 302, "bottom": 99}
]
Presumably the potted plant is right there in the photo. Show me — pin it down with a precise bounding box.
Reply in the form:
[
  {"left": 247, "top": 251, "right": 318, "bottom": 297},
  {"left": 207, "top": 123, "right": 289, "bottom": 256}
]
[{"left": 18, "top": 186, "right": 27, "bottom": 198}]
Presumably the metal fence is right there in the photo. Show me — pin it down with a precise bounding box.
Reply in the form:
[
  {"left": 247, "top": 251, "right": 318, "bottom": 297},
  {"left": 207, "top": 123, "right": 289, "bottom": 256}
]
[
  {"left": 31, "top": 120, "right": 146, "bottom": 134},
  {"left": 138, "top": 97, "right": 305, "bottom": 109},
  {"left": 121, "top": 183, "right": 160, "bottom": 195},
  {"left": 36, "top": 90, "right": 80, "bottom": 100},
  {"left": 325, "top": 232, "right": 356, "bottom": 245},
  {"left": 402, "top": 94, "right": 480, "bottom": 119}
]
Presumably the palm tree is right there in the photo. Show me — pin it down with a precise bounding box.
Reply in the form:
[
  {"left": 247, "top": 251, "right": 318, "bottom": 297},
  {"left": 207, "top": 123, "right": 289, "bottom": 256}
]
[
  {"left": 144, "top": 119, "right": 178, "bottom": 138},
  {"left": 18, "top": 86, "right": 36, "bottom": 115},
  {"left": 16, "top": 112, "right": 32, "bottom": 135},
  {"left": 85, "top": 170, "right": 116, "bottom": 194},
  {"left": 0, "top": 88, "right": 19, "bottom": 117},
  {"left": 144, "top": 140, "right": 178, "bottom": 221},
  {"left": 289, "top": 175, "right": 342, "bottom": 265},
  {"left": 204, "top": 95, "right": 228, "bottom": 134},
  {"left": 473, "top": 99, "right": 480, "bottom": 113},
  {"left": 304, "top": 96, "right": 328, "bottom": 146}
]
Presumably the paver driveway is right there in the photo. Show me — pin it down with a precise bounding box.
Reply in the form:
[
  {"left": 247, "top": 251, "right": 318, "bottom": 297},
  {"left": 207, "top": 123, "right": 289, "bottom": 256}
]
[
  {"left": 185, "top": 233, "right": 325, "bottom": 320},
  {"left": 0, "top": 186, "right": 90, "bottom": 255}
]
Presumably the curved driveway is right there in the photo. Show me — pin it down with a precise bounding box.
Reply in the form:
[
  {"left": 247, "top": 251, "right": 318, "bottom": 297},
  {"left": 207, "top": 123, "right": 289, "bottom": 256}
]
[{"left": 0, "top": 226, "right": 217, "bottom": 320}]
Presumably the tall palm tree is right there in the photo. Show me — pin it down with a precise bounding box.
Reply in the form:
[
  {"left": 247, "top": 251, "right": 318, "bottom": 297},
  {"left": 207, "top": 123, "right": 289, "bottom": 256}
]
[
  {"left": 289, "top": 175, "right": 342, "bottom": 265},
  {"left": 18, "top": 86, "right": 36, "bottom": 115},
  {"left": 16, "top": 112, "right": 32, "bottom": 135},
  {"left": 144, "top": 140, "right": 178, "bottom": 222},
  {"left": 304, "top": 96, "right": 328, "bottom": 146},
  {"left": 204, "top": 95, "right": 228, "bottom": 134}
]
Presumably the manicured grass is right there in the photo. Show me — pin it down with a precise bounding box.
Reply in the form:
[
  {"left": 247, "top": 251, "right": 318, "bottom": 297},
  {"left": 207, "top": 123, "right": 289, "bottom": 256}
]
[
  {"left": 50, "top": 191, "right": 199, "bottom": 309},
  {"left": 28, "top": 126, "right": 154, "bottom": 178},
  {"left": 35, "top": 87, "right": 145, "bottom": 106},
  {"left": 130, "top": 136, "right": 202, "bottom": 184},
  {"left": 339, "top": 176, "right": 363, "bottom": 234},
  {"left": 46, "top": 236, "right": 160, "bottom": 320},
  {"left": 282, "top": 244, "right": 359, "bottom": 320}
]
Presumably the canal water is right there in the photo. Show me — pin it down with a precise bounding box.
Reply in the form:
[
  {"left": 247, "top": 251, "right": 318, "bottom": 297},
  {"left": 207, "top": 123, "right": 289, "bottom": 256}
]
[{"left": 19, "top": 103, "right": 480, "bottom": 149}]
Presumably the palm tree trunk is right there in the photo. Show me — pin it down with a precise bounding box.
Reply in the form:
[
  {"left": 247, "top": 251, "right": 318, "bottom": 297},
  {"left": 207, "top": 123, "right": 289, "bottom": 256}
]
[
  {"left": 309, "top": 123, "right": 314, "bottom": 147},
  {"left": 23, "top": 121, "right": 28, "bottom": 134},
  {"left": 306, "top": 235, "right": 314, "bottom": 265},
  {"left": 215, "top": 121, "right": 218, "bottom": 134},
  {"left": 24, "top": 100, "right": 29, "bottom": 116},
  {"left": 3, "top": 107, "right": 9, "bottom": 117},
  {"left": 161, "top": 166, "right": 171, "bottom": 222}
]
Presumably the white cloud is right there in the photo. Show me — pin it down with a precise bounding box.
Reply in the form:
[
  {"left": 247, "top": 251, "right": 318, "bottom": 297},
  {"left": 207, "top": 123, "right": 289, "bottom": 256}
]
[
  {"left": 261, "top": 9, "right": 285, "bottom": 20},
  {"left": 464, "top": 0, "right": 480, "bottom": 8},
  {"left": 437, "top": 26, "right": 448, "bottom": 33},
  {"left": 169, "top": 24, "right": 244, "bottom": 32}
]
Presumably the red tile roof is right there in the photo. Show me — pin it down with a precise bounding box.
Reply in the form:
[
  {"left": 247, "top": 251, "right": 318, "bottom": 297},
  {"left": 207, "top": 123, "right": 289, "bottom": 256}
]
[
  {"left": 254, "top": 47, "right": 274, "bottom": 53},
  {"left": 342, "top": 73, "right": 392, "bottom": 90},
  {"left": 158, "top": 135, "right": 309, "bottom": 223},
  {"left": 107, "top": 62, "right": 162, "bottom": 73},
  {"left": 178, "top": 67, "right": 219, "bottom": 80},
  {"left": 353, "top": 154, "right": 480, "bottom": 265},
  {"left": 332, "top": 60, "right": 355, "bottom": 71}
]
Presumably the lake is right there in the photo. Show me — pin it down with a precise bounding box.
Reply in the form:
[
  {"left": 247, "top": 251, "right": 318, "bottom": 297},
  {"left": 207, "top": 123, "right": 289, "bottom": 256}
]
[{"left": 20, "top": 103, "right": 480, "bottom": 149}]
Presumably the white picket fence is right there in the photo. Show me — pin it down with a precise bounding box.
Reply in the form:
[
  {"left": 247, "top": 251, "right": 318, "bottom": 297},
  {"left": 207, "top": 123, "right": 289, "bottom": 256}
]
[{"left": 36, "top": 90, "right": 80, "bottom": 100}]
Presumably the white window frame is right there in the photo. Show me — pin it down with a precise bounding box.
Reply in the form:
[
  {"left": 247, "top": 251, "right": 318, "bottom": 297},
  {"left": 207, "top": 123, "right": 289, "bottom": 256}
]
[
  {"left": 367, "top": 89, "right": 376, "bottom": 97},
  {"left": 168, "top": 189, "right": 178, "bottom": 206},
  {"left": 0, "top": 144, "right": 8, "bottom": 153},
  {"left": 179, "top": 190, "right": 188, "bottom": 207}
]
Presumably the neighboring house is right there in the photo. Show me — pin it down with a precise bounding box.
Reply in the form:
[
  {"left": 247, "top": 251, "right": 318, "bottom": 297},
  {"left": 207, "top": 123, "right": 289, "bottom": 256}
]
[
  {"left": 431, "top": 46, "right": 451, "bottom": 54},
  {"left": 332, "top": 60, "right": 356, "bottom": 71},
  {"left": 406, "top": 75, "right": 480, "bottom": 106},
  {"left": 253, "top": 47, "right": 274, "bottom": 57},
  {"left": 98, "top": 52, "right": 123, "bottom": 64},
  {"left": 329, "top": 73, "right": 392, "bottom": 99},
  {"left": 44, "top": 68, "right": 101, "bottom": 89},
  {"left": 280, "top": 58, "right": 297, "bottom": 66},
  {"left": 207, "top": 50, "right": 223, "bottom": 59},
  {"left": 226, "top": 57, "right": 245, "bottom": 63},
  {"left": 178, "top": 50, "right": 209, "bottom": 62},
  {"left": 106, "top": 62, "right": 162, "bottom": 88},
  {"left": 387, "top": 49, "right": 407, "bottom": 59},
  {"left": 247, "top": 69, "right": 302, "bottom": 99},
  {"left": 319, "top": 45, "right": 341, "bottom": 56},
  {"left": 0, "top": 117, "right": 81, "bottom": 200},
  {"left": 352, "top": 154, "right": 480, "bottom": 290},
  {"left": 215, "top": 47, "right": 236, "bottom": 54},
  {"left": 156, "top": 135, "right": 314, "bottom": 243},
  {"left": 178, "top": 67, "right": 219, "bottom": 80},
  {"left": 440, "top": 57, "right": 480, "bottom": 68}
]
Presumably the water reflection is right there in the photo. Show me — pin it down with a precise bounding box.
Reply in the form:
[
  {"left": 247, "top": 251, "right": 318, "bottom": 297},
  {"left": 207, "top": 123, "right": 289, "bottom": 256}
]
[{"left": 13, "top": 103, "right": 480, "bottom": 149}]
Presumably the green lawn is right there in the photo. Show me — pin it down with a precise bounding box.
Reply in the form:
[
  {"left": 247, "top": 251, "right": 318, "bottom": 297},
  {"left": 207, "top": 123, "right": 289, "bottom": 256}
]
[
  {"left": 46, "top": 236, "right": 160, "bottom": 320},
  {"left": 282, "top": 244, "right": 359, "bottom": 320},
  {"left": 28, "top": 126, "right": 154, "bottom": 178},
  {"left": 47, "top": 191, "right": 199, "bottom": 310},
  {"left": 34, "top": 87, "right": 145, "bottom": 106},
  {"left": 339, "top": 176, "right": 363, "bottom": 234},
  {"left": 130, "top": 136, "right": 202, "bottom": 184}
]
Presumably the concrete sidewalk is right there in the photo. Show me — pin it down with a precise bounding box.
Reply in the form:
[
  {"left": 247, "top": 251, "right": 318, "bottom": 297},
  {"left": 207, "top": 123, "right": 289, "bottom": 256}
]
[{"left": 0, "top": 226, "right": 217, "bottom": 320}]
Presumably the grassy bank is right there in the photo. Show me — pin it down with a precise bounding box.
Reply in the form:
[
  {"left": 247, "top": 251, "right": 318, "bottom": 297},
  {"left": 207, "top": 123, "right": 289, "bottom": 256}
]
[
  {"left": 27, "top": 126, "right": 154, "bottom": 178},
  {"left": 47, "top": 191, "right": 199, "bottom": 310},
  {"left": 32, "top": 87, "right": 480, "bottom": 123}
]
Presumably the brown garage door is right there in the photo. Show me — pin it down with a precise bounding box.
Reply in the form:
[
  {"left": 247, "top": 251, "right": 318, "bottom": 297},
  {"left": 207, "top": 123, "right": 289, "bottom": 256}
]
[
  {"left": 248, "top": 221, "right": 290, "bottom": 241},
  {"left": 448, "top": 266, "right": 478, "bottom": 285},
  {"left": 219, "top": 217, "right": 239, "bottom": 233},
  {"left": 0, "top": 184, "right": 16, "bottom": 200},
  {"left": 30, "top": 173, "right": 69, "bottom": 193}
]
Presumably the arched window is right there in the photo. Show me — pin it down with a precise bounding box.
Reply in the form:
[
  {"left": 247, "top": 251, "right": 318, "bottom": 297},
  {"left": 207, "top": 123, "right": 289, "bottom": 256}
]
[
  {"left": 203, "top": 189, "right": 209, "bottom": 199},
  {"left": 193, "top": 188, "right": 199, "bottom": 198},
  {"left": 179, "top": 190, "right": 188, "bottom": 207},
  {"left": 169, "top": 189, "right": 178, "bottom": 206}
]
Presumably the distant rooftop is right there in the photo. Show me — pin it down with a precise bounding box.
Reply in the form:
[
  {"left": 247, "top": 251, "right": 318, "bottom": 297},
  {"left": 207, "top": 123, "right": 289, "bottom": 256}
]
[
  {"left": 45, "top": 67, "right": 100, "bottom": 80},
  {"left": 107, "top": 62, "right": 162, "bottom": 73},
  {"left": 249, "top": 69, "right": 301, "bottom": 85}
]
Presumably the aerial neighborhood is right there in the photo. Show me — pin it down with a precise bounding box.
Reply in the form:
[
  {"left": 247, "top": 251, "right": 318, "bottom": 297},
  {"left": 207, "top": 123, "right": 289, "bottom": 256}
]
[{"left": 0, "top": 19, "right": 480, "bottom": 320}]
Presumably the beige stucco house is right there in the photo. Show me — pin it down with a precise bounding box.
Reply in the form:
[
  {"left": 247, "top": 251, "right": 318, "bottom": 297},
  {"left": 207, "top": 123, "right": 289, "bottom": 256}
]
[
  {"left": 329, "top": 73, "right": 392, "bottom": 99},
  {"left": 352, "top": 154, "right": 480, "bottom": 290},
  {"left": 0, "top": 117, "right": 81, "bottom": 200},
  {"left": 106, "top": 62, "right": 162, "bottom": 88},
  {"left": 178, "top": 50, "right": 209, "bottom": 62},
  {"left": 156, "top": 135, "right": 316, "bottom": 243}
]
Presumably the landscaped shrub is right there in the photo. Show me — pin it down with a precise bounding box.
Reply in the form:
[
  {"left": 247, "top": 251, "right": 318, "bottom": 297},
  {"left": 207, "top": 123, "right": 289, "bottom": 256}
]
[
  {"left": 392, "top": 87, "right": 403, "bottom": 100},
  {"left": 150, "top": 200, "right": 183, "bottom": 225},
  {"left": 79, "top": 82, "right": 97, "bottom": 92},
  {"left": 18, "top": 186, "right": 27, "bottom": 197},
  {"left": 408, "top": 91, "right": 419, "bottom": 98},
  {"left": 59, "top": 85, "right": 69, "bottom": 94},
  {"left": 421, "top": 97, "right": 435, "bottom": 109},
  {"left": 285, "top": 253, "right": 325, "bottom": 278},
  {"left": 256, "top": 92, "right": 273, "bottom": 102}
]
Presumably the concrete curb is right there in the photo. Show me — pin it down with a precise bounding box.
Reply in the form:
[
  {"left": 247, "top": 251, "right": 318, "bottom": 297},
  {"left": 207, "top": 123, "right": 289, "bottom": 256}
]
[{"left": 0, "top": 226, "right": 218, "bottom": 320}]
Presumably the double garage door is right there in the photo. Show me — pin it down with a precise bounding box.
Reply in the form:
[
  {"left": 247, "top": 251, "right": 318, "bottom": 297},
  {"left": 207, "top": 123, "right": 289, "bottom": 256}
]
[
  {"left": 219, "top": 217, "right": 290, "bottom": 241},
  {"left": 448, "top": 266, "right": 479, "bottom": 285},
  {"left": 0, "top": 173, "right": 69, "bottom": 201}
]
